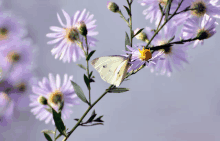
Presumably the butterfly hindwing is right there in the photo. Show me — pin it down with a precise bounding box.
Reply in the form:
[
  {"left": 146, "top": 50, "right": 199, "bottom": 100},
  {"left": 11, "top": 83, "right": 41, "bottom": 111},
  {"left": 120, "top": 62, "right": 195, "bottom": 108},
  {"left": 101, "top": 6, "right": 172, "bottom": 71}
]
[{"left": 91, "top": 55, "right": 128, "bottom": 86}]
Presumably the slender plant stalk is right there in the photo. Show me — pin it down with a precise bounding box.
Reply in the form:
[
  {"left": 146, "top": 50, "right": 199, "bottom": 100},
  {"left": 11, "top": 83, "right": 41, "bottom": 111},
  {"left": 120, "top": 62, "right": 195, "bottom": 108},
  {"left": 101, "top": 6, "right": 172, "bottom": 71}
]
[
  {"left": 118, "top": 11, "right": 130, "bottom": 25},
  {"left": 85, "top": 36, "right": 91, "bottom": 104},
  {"left": 62, "top": 85, "right": 114, "bottom": 141},
  {"left": 54, "top": 128, "right": 57, "bottom": 141},
  {"left": 128, "top": 2, "right": 133, "bottom": 47},
  {"left": 145, "top": 0, "right": 184, "bottom": 49}
]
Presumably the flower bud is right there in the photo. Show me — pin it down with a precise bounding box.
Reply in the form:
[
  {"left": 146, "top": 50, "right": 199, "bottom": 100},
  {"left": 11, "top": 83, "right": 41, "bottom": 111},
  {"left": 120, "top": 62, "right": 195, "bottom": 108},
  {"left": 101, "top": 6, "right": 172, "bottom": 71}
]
[
  {"left": 134, "top": 28, "right": 148, "bottom": 42},
  {"left": 37, "top": 95, "right": 48, "bottom": 105},
  {"left": 107, "top": 2, "right": 120, "bottom": 13},
  {"left": 76, "top": 21, "right": 87, "bottom": 36}
]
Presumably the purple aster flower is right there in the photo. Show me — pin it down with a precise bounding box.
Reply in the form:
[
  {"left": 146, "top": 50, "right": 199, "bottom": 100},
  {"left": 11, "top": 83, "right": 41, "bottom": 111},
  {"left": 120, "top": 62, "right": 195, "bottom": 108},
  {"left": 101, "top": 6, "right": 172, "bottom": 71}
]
[
  {"left": 182, "top": 15, "right": 217, "bottom": 47},
  {"left": 29, "top": 73, "right": 79, "bottom": 124},
  {"left": 46, "top": 9, "right": 98, "bottom": 63},
  {"left": 182, "top": 0, "right": 220, "bottom": 18},
  {"left": 125, "top": 45, "right": 165, "bottom": 72},
  {"left": 138, "top": 0, "right": 189, "bottom": 25},
  {"left": 0, "top": 92, "right": 14, "bottom": 127},
  {"left": 0, "top": 11, "right": 27, "bottom": 46},
  {"left": 145, "top": 24, "right": 189, "bottom": 76},
  {"left": 0, "top": 38, "right": 34, "bottom": 85}
]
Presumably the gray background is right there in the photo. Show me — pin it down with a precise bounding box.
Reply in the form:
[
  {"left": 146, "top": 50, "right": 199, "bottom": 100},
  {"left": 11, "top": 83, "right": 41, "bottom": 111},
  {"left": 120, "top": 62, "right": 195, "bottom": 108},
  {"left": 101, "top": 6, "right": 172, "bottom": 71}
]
[{"left": 1, "top": 0, "right": 220, "bottom": 141}]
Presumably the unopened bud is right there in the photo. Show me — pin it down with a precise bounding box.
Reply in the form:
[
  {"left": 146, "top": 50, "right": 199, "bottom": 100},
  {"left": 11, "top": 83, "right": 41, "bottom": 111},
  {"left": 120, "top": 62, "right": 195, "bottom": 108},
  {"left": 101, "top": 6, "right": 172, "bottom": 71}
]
[
  {"left": 107, "top": 2, "right": 120, "bottom": 13},
  {"left": 37, "top": 95, "right": 48, "bottom": 105},
  {"left": 196, "top": 29, "right": 210, "bottom": 40},
  {"left": 134, "top": 28, "right": 148, "bottom": 42},
  {"left": 76, "top": 21, "right": 87, "bottom": 36}
]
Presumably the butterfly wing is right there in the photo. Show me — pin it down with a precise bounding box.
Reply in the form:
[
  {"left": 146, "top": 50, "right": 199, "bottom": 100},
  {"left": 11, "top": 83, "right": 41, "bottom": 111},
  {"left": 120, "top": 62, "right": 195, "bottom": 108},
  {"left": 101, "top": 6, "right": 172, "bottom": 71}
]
[
  {"left": 112, "top": 58, "right": 130, "bottom": 87},
  {"left": 91, "top": 55, "right": 127, "bottom": 85}
]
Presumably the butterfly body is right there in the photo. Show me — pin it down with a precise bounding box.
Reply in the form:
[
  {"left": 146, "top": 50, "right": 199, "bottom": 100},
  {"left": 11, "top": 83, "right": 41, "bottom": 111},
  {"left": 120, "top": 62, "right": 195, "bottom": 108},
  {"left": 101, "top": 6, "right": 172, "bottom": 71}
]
[{"left": 91, "top": 55, "right": 130, "bottom": 87}]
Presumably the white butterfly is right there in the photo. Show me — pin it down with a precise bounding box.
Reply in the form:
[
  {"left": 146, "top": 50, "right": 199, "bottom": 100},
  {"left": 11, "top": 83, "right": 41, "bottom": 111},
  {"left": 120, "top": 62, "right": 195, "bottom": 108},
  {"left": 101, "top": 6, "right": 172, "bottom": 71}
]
[{"left": 91, "top": 55, "right": 130, "bottom": 87}]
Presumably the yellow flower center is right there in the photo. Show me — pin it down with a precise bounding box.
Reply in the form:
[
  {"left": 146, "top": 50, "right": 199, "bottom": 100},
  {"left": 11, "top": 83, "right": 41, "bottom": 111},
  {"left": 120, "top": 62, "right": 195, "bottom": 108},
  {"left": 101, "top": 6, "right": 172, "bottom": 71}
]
[
  {"left": 65, "top": 27, "right": 80, "bottom": 43},
  {"left": 191, "top": 0, "right": 207, "bottom": 17},
  {"left": 48, "top": 90, "right": 63, "bottom": 107},
  {"left": 0, "top": 27, "right": 8, "bottom": 40},
  {"left": 138, "top": 47, "right": 152, "bottom": 61},
  {"left": 7, "top": 51, "right": 20, "bottom": 63}
]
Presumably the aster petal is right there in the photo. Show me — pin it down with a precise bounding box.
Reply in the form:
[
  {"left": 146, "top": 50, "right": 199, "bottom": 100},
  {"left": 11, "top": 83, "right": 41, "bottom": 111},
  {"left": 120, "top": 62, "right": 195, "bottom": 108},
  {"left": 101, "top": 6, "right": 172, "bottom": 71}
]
[
  {"left": 48, "top": 73, "right": 56, "bottom": 91},
  {"left": 57, "top": 13, "right": 65, "bottom": 27},
  {"left": 56, "top": 74, "right": 61, "bottom": 89},
  {"left": 62, "top": 9, "right": 71, "bottom": 27}
]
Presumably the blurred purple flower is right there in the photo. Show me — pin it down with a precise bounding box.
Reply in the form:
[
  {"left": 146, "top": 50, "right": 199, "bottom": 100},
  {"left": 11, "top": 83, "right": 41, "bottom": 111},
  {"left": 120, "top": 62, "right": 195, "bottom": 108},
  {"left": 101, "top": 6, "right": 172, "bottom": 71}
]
[
  {"left": 147, "top": 24, "right": 189, "bottom": 76},
  {"left": 46, "top": 9, "right": 98, "bottom": 63},
  {"left": 0, "top": 11, "right": 27, "bottom": 46},
  {"left": 182, "top": 15, "right": 217, "bottom": 47},
  {"left": 0, "top": 92, "right": 14, "bottom": 127},
  {"left": 182, "top": 0, "right": 220, "bottom": 19},
  {"left": 0, "top": 38, "right": 34, "bottom": 85},
  {"left": 138, "top": 0, "right": 189, "bottom": 25},
  {"left": 29, "top": 73, "right": 79, "bottom": 124}
]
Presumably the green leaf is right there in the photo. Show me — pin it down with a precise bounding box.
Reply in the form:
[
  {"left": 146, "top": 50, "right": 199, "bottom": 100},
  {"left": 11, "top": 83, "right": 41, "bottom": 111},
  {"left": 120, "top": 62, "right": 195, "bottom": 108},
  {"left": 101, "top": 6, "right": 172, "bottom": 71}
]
[
  {"left": 89, "top": 78, "right": 95, "bottom": 83},
  {"left": 129, "top": 0, "right": 134, "bottom": 5},
  {"left": 159, "top": 4, "right": 163, "bottom": 14},
  {"left": 123, "top": 5, "right": 131, "bottom": 16},
  {"left": 108, "top": 88, "right": 130, "bottom": 93},
  {"left": 71, "top": 81, "right": 88, "bottom": 104},
  {"left": 45, "top": 108, "right": 52, "bottom": 113},
  {"left": 89, "top": 71, "right": 93, "bottom": 78},
  {"left": 86, "top": 50, "right": 96, "bottom": 61},
  {"left": 94, "top": 115, "right": 104, "bottom": 122},
  {"left": 125, "top": 32, "right": 130, "bottom": 51},
  {"left": 52, "top": 108, "right": 67, "bottom": 136},
  {"left": 165, "top": 0, "right": 173, "bottom": 21},
  {"left": 43, "top": 133, "right": 53, "bottom": 141},
  {"left": 84, "top": 74, "right": 91, "bottom": 90},
  {"left": 86, "top": 110, "right": 97, "bottom": 123},
  {"left": 58, "top": 101, "right": 64, "bottom": 112},
  {"left": 133, "top": 28, "right": 144, "bottom": 38},
  {"left": 77, "top": 64, "right": 86, "bottom": 70},
  {"left": 168, "top": 36, "right": 175, "bottom": 43},
  {"left": 41, "top": 130, "right": 55, "bottom": 134}
]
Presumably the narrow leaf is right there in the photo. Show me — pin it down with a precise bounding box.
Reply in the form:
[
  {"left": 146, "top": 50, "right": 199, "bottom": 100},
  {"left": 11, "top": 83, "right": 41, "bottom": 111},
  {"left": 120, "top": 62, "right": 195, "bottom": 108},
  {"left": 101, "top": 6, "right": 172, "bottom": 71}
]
[
  {"left": 94, "top": 115, "right": 104, "bottom": 122},
  {"left": 108, "top": 88, "right": 130, "bottom": 93},
  {"left": 74, "top": 118, "right": 79, "bottom": 121},
  {"left": 125, "top": 32, "right": 130, "bottom": 51},
  {"left": 71, "top": 81, "right": 88, "bottom": 104},
  {"left": 129, "top": 0, "right": 134, "bottom": 5},
  {"left": 123, "top": 5, "right": 131, "bottom": 16},
  {"left": 41, "top": 130, "right": 55, "bottom": 134},
  {"left": 165, "top": 0, "right": 173, "bottom": 21},
  {"left": 89, "top": 78, "right": 95, "bottom": 83},
  {"left": 159, "top": 4, "right": 163, "bottom": 14},
  {"left": 84, "top": 74, "right": 90, "bottom": 90},
  {"left": 45, "top": 108, "right": 52, "bottom": 114},
  {"left": 52, "top": 108, "right": 66, "bottom": 136},
  {"left": 86, "top": 50, "right": 96, "bottom": 61},
  {"left": 89, "top": 71, "right": 93, "bottom": 78},
  {"left": 168, "top": 36, "right": 175, "bottom": 43},
  {"left": 86, "top": 110, "right": 97, "bottom": 123},
  {"left": 133, "top": 28, "right": 144, "bottom": 38},
  {"left": 77, "top": 64, "right": 86, "bottom": 70},
  {"left": 43, "top": 133, "right": 53, "bottom": 141}
]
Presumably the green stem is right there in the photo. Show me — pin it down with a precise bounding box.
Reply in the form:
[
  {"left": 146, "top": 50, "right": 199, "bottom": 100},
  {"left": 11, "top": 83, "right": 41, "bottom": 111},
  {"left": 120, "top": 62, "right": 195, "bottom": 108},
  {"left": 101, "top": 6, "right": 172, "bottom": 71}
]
[
  {"left": 145, "top": 0, "right": 184, "bottom": 49},
  {"left": 85, "top": 36, "right": 91, "bottom": 104},
  {"left": 118, "top": 11, "right": 129, "bottom": 26},
  {"left": 62, "top": 85, "right": 114, "bottom": 141},
  {"left": 54, "top": 128, "right": 57, "bottom": 141},
  {"left": 128, "top": 3, "right": 133, "bottom": 47}
]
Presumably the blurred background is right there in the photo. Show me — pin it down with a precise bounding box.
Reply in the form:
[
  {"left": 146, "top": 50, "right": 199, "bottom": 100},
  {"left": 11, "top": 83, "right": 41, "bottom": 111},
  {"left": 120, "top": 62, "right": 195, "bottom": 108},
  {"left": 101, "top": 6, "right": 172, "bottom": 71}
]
[{"left": 1, "top": 0, "right": 220, "bottom": 141}]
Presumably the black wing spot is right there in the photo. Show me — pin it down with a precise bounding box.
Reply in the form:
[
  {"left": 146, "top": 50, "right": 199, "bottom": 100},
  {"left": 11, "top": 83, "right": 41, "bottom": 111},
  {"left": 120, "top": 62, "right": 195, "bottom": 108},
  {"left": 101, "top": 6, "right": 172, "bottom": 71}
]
[{"left": 103, "top": 65, "right": 107, "bottom": 68}]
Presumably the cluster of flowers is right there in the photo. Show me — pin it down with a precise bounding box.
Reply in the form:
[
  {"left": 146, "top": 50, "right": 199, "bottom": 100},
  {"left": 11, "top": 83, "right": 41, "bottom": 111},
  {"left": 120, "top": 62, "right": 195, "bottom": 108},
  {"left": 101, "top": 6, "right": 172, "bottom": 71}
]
[
  {"left": 29, "top": 9, "right": 98, "bottom": 124},
  {"left": 29, "top": 0, "right": 220, "bottom": 124},
  {"left": 129, "top": 0, "right": 220, "bottom": 76},
  {"left": 0, "top": 1, "right": 36, "bottom": 126}
]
